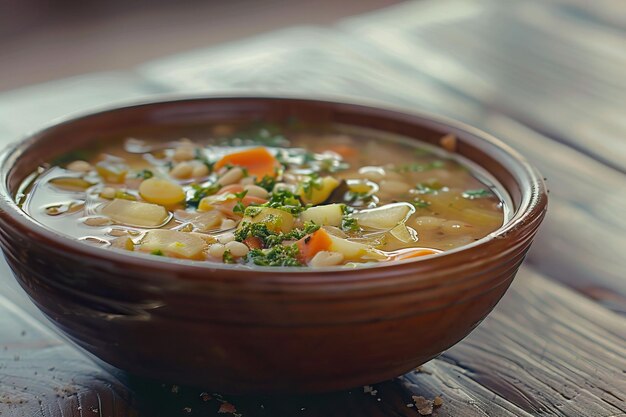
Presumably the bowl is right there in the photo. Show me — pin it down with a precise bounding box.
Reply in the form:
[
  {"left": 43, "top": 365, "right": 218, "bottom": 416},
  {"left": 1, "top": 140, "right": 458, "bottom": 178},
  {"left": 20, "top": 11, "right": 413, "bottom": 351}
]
[{"left": 0, "top": 97, "right": 547, "bottom": 394}]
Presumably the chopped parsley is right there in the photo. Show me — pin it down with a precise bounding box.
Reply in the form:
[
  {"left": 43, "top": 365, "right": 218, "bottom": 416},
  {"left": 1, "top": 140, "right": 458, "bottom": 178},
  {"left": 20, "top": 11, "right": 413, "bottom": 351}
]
[
  {"left": 264, "top": 190, "right": 309, "bottom": 215},
  {"left": 245, "top": 244, "right": 303, "bottom": 267},
  {"left": 414, "top": 182, "right": 444, "bottom": 195},
  {"left": 150, "top": 249, "right": 164, "bottom": 256},
  {"left": 299, "top": 174, "right": 323, "bottom": 198},
  {"left": 341, "top": 216, "right": 360, "bottom": 232},
  {"left": 222, "top": 250, "right": 236, "bottom": 264},
  {"left": 232, "top": 201, "right": 246, "bottom": 215},
  {"left": 411, "top": 198, "right": 431, "bottom": 209},
  {"left": 136, "top": 169, "right": 154, "bottom": 179},
  {"left": 462, "top": 188, "right": 492, "bottom": 199},
  {"left": 186, "top": 183, "right": 221, "bottom": 207},
  {"left": 235, "top": 221, "right": 320, "bottom": 247},
  {"left": 255, "top": 175, "right": 277, "bottom": 192}
]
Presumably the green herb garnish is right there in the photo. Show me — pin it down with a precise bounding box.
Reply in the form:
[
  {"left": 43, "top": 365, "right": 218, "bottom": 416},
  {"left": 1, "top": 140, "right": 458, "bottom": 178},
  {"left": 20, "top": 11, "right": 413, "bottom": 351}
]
[
  {"left": 411, "top": 198, "right": 431, "bottom": 208},
  {"left": 300, "top": 174, "right": 323, "bottom": 198},
  {"left": 341, "top": 216, "right": 360, "bottom": 232},
  {"left": 186, "top": 183, "right": 222, "bottom": 207},
  {"left": 245, "top": 244, "right": 303, "bottom": 267},
  {"left": 136, "top": 169, "right": 154, "bottom": 179},
  {"left": 255, "top": 175, "right": 277, "bottom": 192},
  {"left": 222, "top": 250, "right": 236, "bottom": 264},
  {"left": 150, "top": 249, "right": 164, "bottom": 256}
]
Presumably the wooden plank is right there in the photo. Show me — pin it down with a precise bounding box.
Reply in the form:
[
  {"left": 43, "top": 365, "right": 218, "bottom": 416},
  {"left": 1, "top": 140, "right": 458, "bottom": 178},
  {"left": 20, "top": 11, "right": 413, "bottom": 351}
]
[
  {"left": 339, "top": 0, "right": 626, "bottom": 172},
  {"left": 1, "top": 266, "right": 624, "bottom": 416}
]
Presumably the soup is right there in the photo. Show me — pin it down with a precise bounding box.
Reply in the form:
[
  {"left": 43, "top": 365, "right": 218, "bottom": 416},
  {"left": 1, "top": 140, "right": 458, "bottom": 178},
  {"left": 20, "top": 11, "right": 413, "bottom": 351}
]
[{"left": 17, "top": 124, "right": 506, "bottom": 268}]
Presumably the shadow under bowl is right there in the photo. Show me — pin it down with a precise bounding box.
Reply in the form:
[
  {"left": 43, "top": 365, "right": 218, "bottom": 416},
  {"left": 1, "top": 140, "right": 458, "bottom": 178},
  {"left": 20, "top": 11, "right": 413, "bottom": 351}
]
[{"left": 0, "top": 96, "right": 547, "bottom": 394}]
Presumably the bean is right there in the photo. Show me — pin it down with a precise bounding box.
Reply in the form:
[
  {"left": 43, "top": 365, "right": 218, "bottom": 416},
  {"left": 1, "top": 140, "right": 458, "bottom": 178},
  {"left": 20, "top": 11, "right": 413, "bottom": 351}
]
[
  {"left": 309, "top": 251, "right": 344, "bottom": 267},
  {"left": 220, "top": 219, "right": 237, "bottom": 230},
  {"left": 218, "top": 232, "right": 235, "bottom": 244},
  {"left": 208, "top": 243, "right": 226, "bottom": 258},
  {"left": 240, "top": 177, "right": 255, "bottom": 186},
  {"left": 100, "top": 187, "right": 116, "bottom": 199},
  {"left": 225, "top": 241, "right": 249, "bottom": 257},
  {"left": 170, "top": 162, "right": 193, "bottom": 179},
  {"left": 173, "top": 146, "right": 195, "bottom": 162},
  {"left": 67, "top": 160, "right": 92, "bottom": 172},
  {"left": 191, "top": 164, "right": 209, "bottom": 178},
  {"left": 217, "top": 167, "right": 244, "bottom": 186},
  {"left": 244, "top": 184, "right": 269, "bottom": 199}
]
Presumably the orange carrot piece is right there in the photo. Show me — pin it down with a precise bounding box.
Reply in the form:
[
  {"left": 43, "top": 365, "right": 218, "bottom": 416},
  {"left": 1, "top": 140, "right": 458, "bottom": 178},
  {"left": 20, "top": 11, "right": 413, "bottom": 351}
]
[
  {"left": 243, "top": 236, "right": 263, "bottom": 250},
  {"left": 214, "top": 147, "right": 280, "bottom": 179},
  {"left": 296, "top": 228, "right": 333, "bottom": 261},
  {"left": 393, "top": 248, "right": 440, "bottom": 261}
]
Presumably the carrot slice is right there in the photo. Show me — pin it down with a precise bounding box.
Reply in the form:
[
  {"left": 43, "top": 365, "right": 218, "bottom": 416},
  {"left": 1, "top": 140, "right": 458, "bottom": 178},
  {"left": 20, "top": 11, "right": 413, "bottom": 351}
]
[
  {"left": 296, "top": 228, "right": 333, "bottom": 261},
  {"left": 214, "top": 147, "right": 280, "bottom": 179},
  {"left": 392, "top": 248, "right": 440, "bottom": 261}
]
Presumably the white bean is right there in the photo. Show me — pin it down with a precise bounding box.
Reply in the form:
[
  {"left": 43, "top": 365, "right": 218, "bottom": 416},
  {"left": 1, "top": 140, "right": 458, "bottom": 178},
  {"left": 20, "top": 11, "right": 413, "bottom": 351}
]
[
  {"left": 217, "top": 167, "right": 244, "bottom": 186},
  {"left": 225, "top": 241, "right": 249, "bottom": 257},
  {"left": 309, "top": 251, "right": 344, "bottom": 267},
  {"left": 100, "top": 187, "right": 116, "bottom": 199},
  {"left": 240, "top": 177, "right": 255, "bottom": 186},
  {"left": 244, "top": 184, "right": 269, "bottom": 199},
  {"left": 218, "top": 232, "right": 235, "bottom": 244},
  {"left": 170, "top": 162, "right": 193, "bottom": 179},
  {"left": 67, "top": 160, "right": 92, "bottom": 172},
  {"left": 173, "top": 146, "right": 195, "bottom": 162},
  {"left": 220, "top": 218, "right": 237, "bottom": 230},
  {"left": 208, "top": 243, "right": 226, "bottom": 258},
  {"left": 191, "top": 164, "right": 209, "bottom": 178}
]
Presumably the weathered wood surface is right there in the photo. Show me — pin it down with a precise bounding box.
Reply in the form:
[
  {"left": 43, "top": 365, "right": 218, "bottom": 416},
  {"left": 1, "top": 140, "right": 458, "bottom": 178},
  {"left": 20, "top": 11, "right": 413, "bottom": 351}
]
[{"left": 1, "top": 0, "right": 626, "bottom": 415}]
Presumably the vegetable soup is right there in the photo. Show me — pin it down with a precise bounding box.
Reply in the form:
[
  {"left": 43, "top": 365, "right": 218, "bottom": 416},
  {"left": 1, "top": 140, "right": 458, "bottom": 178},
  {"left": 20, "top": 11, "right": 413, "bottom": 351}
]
[{"left": 17, "top": 124, "right": 506, "bottom": 268}]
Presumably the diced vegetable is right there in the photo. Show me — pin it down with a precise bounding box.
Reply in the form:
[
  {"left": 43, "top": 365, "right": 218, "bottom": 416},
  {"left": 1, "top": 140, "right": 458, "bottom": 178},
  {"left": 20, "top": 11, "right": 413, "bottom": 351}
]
[
  {"left": 389, "top": 223, "right": 418, "bottom": 243},
  {"left": 392, "top": 248, "right": 440, "bottom": 261},
  {"left": 297, "top": 228, "right": 384, "bottom": 262},
  {"left": 49, "top": 177, "right": 94, "bottom": 191},
  {"left": 214, "top": 147, "right": 280, "bottom": 179},
  {"left": 297, "top": 176, "right": 340, "bottom": 205},
  {"left": 352, "top": 203, "right": 415, "bottom": 230},
  {"left": 139, "top": 178, "right": 186, "bottom": 206},
  {"left": 240, "top": 207, "right": 294, "bottom": 234},
  {"left": 139, "top": 229, "right": 207, "bottom": 260},
  {"left": 95, "top": 157, "right": 128, "bottom": 183},
  {"left": 101, "top": 198, "right": 169, "bottom": 227},
  {"left": 300, "top": 203, "right": 343, "bottom": 227}
]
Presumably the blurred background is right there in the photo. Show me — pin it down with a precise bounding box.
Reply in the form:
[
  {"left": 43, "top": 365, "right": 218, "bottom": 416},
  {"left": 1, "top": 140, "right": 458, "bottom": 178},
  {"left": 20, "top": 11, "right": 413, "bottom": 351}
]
[{"left": 0, "top": 0, "right": 399, "bottom": 91}]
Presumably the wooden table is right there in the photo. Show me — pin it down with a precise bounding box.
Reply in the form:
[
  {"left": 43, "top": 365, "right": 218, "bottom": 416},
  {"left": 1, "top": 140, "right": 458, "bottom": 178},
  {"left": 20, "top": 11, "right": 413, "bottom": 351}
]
[{"left": 1, "top": 0, "right": 625, "bottom": 415}]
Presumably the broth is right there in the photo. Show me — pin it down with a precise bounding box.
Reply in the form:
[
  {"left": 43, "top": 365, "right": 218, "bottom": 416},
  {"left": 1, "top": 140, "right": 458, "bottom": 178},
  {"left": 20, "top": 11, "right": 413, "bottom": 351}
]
[{"left": 18, "top": 124, "right": 506, "bottom": 268}]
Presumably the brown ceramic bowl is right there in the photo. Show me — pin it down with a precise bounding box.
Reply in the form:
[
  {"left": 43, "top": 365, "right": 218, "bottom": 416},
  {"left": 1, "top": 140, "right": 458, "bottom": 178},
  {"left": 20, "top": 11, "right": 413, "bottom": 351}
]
[{"left": 0, "top": 97, "right": 546, "bottom": 394}]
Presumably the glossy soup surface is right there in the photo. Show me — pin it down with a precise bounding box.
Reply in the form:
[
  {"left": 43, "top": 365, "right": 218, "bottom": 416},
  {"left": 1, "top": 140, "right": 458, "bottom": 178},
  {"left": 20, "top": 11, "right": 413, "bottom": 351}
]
[{"left": 18, "top": 124, "right": 506, "bottom": 268}]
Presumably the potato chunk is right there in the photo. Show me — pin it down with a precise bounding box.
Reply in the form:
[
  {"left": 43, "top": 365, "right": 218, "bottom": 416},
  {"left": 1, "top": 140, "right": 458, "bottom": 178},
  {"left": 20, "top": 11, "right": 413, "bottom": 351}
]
[
  {"left": 101, "top": 198, "right": 169, "bottom": 227},
  {"left": 353, "top": 203, "right": 415, "bottom": 229},
  {"left": 139, "top": 178, "right": 185, "bottom": 206},
  {"left": 300, "top": 204, "right": 343, "bottom": 227},
  {"left": 297, "top": 176, "right": 340, "bottom": 205},
  {"left": 139, "top": 229, "right": 207, "bottom": 260},
  {"left": 240, "top": 207, "right": 294, "bottom": 233}
]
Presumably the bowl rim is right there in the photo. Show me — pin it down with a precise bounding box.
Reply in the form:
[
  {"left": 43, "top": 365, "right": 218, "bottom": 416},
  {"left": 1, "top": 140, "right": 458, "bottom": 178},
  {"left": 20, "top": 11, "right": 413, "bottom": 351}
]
[{"left": 0, "top": 95, "right": 547, "bottom": 282}]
